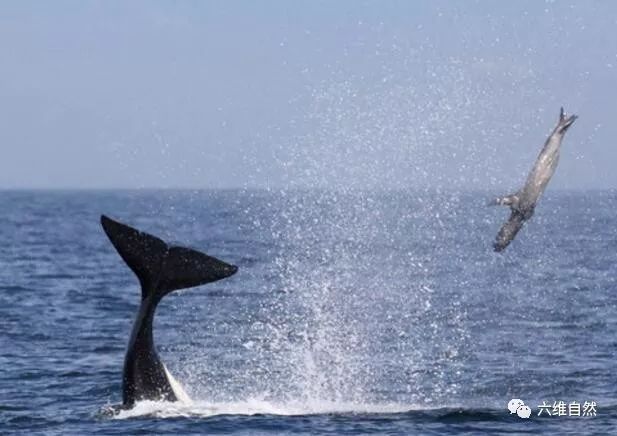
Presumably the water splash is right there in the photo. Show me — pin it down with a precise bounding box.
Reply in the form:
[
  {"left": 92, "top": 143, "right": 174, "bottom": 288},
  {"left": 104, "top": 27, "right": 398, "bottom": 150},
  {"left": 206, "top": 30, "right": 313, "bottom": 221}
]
[
  {"left": 171, "top": 60, "right": 520, "bottom": 408},
  {"left": 108, "top": 398, "right": 420, "bottom": 420}
]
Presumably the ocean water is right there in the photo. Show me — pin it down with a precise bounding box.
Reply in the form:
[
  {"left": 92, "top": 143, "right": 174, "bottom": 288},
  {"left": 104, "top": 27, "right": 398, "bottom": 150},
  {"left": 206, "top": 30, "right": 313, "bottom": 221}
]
[{"left": 1, "top": 189, "right": 616, "bottom": 435}]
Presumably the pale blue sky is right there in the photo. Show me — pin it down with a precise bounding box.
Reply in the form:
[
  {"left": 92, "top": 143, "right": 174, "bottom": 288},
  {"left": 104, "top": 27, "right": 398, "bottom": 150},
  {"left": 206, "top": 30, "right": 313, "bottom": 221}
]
[{"left": 1, "top": 1, "right": 615, "bottom": 189}]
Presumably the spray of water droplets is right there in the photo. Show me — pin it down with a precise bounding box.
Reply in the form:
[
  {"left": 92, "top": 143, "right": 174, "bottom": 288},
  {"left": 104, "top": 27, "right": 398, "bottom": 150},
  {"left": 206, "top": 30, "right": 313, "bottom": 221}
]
[{"left": 152, "top": 54, "right": 550, "bottom": 416}]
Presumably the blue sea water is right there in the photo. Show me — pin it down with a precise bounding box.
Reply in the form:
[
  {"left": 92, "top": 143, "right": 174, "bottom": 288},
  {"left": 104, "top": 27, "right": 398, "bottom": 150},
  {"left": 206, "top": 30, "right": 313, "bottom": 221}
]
[{"left": 1, "top": 189, "right": 616, "bottom": 435}]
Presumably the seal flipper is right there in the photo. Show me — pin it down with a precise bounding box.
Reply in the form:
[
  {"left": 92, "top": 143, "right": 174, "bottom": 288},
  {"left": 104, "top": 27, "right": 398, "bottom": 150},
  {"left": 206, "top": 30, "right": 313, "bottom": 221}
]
[{"left": 487, "top": 194, "right": 519, "bottom": 207}]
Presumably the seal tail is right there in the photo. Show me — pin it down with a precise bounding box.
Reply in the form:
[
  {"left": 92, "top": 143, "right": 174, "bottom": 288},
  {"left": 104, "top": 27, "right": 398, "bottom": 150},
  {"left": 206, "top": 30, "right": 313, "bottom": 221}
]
[
  {"left": 556, "top": 107, "right": 578, "bottom": 133},
  {"left": 100, "top": 215, "right": 238, "bottom": 298}
]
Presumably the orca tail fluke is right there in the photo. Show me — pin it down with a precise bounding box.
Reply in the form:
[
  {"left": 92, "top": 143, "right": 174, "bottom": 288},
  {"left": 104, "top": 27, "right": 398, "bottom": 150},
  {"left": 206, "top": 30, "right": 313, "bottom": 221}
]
[
  {"left": 557, "top": 107, "right": 577, "bottom": 133},
  {"left": 101, "top": 215, "right": 238, "bottom": 298}
]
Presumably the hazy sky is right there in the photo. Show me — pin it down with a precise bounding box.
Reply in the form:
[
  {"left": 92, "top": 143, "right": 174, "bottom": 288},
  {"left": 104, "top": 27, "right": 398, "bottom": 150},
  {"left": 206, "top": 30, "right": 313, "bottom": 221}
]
[{"left": 1, "top": 1, "right": 616, "bottom": 190}]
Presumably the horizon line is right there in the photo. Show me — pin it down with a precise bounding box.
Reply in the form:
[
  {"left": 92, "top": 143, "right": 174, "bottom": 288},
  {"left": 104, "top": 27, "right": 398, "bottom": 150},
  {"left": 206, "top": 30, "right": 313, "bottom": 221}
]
[{"left": 0, "top": 186, "right": 615, "bottom": 193}]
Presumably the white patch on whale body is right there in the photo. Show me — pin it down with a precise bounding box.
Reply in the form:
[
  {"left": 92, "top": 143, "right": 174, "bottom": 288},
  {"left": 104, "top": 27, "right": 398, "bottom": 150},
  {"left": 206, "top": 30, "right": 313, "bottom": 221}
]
[{"left": 163, "top": 364, "right": 192, "bottom": 405}]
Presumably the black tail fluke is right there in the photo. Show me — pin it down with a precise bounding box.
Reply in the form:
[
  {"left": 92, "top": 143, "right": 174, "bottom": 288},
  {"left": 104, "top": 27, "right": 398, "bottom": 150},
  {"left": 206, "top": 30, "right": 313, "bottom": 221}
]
[
  {"left": 101, "top": 215, "right": 238, "bottom": 298},
  {"left": 101, "top": 215, "right": 168, "bottom": 293},
  {"left": 157, "top": 245, "right": 238, "bottom": 293}
]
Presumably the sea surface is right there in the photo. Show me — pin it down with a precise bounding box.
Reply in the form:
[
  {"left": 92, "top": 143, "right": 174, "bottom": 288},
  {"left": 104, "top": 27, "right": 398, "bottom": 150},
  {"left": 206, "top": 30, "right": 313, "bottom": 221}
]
[{"left": 1, "top": 189, "right": 616, "bottom": 435}]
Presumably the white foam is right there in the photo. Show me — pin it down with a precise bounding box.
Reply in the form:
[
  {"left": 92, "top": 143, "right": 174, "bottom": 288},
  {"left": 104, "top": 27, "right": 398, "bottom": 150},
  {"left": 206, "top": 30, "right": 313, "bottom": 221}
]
[{"left": 111, "top": 397, "right": 419, "bottom": 419}]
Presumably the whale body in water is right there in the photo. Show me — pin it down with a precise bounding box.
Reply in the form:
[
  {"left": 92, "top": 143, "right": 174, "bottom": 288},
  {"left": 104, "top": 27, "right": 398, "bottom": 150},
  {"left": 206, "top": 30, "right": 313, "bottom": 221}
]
[{"left": 101, "top": 215, "right": 238, "bottom": 406}]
